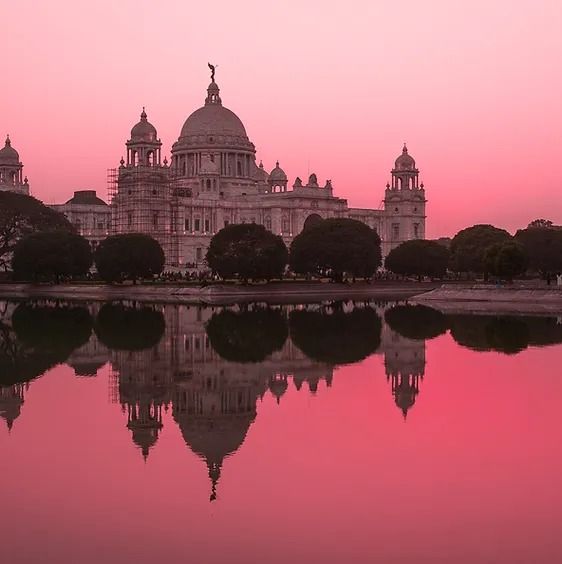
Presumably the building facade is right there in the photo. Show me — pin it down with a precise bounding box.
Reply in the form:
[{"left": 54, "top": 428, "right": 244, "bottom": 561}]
[
  {"left": 108, "top": 74, "right": 427, "bottom": 266},
  {"left": 6, "top": 70, "right": 427, "bottom": 266}
]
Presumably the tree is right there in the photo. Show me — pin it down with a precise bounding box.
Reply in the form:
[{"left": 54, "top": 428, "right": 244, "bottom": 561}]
[
  {"left": 448, "top": 315, "right": 529, "bottom": 355},
  {"left": 206, "top": 223, "right": 288, "bottom": 281},
  {"left": 0, "top": 191, "right": 74, "bottom": 271},
  {"left": 94, "top": 234, "right": 165, "bottom": 283},
  {"left": 205, "top": 307, "right": 288, "bottom": 362},
  {"left": 385, "top": 240, "right": 450, "bottom": 279},
  {"left": 94, "top": 304, "right": 165, "bottom": 351},
  {"left": 0, "top": 304, "right": 93, "bottom": 385},
  {"left": 12, "top": 231, "right": 92, "bottom": 282},
  {"left": 384, "top": 305, "right": 448, "bottom": 340},
  {"left": 528, "top": 218, "right": 553, "bottom": 229},
  {"left": 449, "top": 224, "right": 512, "bottom": 275},
  {"left": 289, "top": 218, "right": 381, "bottom": 281},
  {"left": 483, "top": 241, "right": 528, "bottom": 281},
  {"left": 515, "top": 226, "right": 562, "bottom": 280},
  {"left": 289, "top": 305, "right": 381, "bottom": 365}
]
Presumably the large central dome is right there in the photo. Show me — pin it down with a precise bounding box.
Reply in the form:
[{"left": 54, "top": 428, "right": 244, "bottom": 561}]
[
  {"left": 180, "top": 103, "right": 247, "bottom": 139},
  {"left": 178, "top": 81, "right": 249, "bottom": 142}
]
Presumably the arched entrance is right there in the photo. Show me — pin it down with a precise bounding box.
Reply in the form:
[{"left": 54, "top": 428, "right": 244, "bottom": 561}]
[{"left": 303, "top": 214, "right": 323, "bottom": 231}]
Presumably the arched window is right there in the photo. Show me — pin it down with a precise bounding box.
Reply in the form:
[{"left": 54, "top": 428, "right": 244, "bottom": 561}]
[
  {"left": 264, "top": 216, "right": 272, "bottom": 230},
  {"left": 146, "top": 151, "right": 154, "bottom": 166},
  {"left": 237, "top": 161, "right": 242, "bottom": 176},
  {"left": 206, "top": 179, "right": 211, "bottom": 191}
]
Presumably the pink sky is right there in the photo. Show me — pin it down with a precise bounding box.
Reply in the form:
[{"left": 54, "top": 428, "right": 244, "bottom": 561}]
[{"left": 2, "top": 0, "right": 562, "bottom": 238}]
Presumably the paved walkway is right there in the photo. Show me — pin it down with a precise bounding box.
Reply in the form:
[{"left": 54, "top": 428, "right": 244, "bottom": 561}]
[{"left": 413, "top": 284, "right": 562, "bottom": 315}]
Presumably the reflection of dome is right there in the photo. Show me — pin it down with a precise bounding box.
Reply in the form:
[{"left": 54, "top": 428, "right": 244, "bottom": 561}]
[
  {"left": 130, "top": 108, "right": 158, "bottom": 142},
  {"left": 67, "top": 359, "right": 106, "bottom": 377},
  {"left": 269, "top": 161, "right": 287, "bottom": 182},
  {"left": 394, "top": 144, "right": 416, "bottom": 171},
  {"left": 0, "top": 135, "right": 20, "bottom": 164},
  {"left": 175, "top": 413, "right": 254, "bottom": 501},
  {"left": 178, "top": 82, "right": 250, "bottom": 145}
]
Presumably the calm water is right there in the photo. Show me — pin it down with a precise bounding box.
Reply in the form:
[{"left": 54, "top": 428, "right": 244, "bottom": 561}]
[{"left": 1, "top": 300, "right": 562, "bottom": 564}]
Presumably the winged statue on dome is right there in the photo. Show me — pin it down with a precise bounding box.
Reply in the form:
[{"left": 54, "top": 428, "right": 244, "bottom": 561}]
[{"left": 208, "top": 63, "right": 218, "bottom": 83}]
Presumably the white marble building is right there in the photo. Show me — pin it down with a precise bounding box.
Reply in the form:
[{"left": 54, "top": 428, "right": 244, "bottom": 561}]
[
  {"left": 109, "top": 73, "right": 427, "bottom": 265},
  {"left": 5, "top": 70, "right": 427, "bottom": 266}
]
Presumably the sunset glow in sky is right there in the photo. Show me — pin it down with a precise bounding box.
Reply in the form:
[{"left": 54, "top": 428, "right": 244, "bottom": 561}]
[{"left": 2, "top": 0, "right": 562, "bottom": 237}]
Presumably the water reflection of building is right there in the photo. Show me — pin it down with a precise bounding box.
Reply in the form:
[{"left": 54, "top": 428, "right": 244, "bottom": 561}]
[
  {"left": 1, "top": 301, "right": 427, "bottom": 495},
  {"left": 380, "top": 316, "right": 426, "bottom": 418},
  {"left": 0, "top": 383, "right": 28, "bottom": 431}
]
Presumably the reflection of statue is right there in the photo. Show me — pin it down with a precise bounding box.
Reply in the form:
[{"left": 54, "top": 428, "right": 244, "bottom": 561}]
[{"left": 208, "top": 62, "right": 217, "bottom": 83}]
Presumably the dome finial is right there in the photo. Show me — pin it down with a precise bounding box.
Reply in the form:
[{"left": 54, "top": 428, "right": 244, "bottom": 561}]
[
  {"left": 276, "top": 160, "right": 280, "bottom": 168},
  {"left": 403, "top": 142, "right": 408, "bottom": 153},
  {"left": 141, "top": 107, "right": 147, "bottom": 120},
  {"left": 5, "top": 134, "right": 11, "bottom": 147}
]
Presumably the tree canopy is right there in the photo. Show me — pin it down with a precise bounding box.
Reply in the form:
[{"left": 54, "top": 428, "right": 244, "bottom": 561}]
[
  {"left": 94, "top": 304, "right": 165, "bottom": 351},
  {"left": 449, "top": 224, "right": 512, "bottom": 275},
  {"left": 0, "top": 192, "right": 74, "bottom": 271},
  {"left": 289, "top": 218, "right": 382, "bottom": 281},
  {"left": 0, "top": 304, "right": 93, "bottom": 385},
  {"left": 205, "top": 307, "right": 288, "bottom": 362},
  {"left": 448, "top": 315, "right": 529, "bottom": 355},
  {"left": 384, "top": 305, "right": 448, "bottom": 340},
  {"left": 94, "top": 233, "right": 165, "bottom": 283},
  {"left": 385, "top": 240, "right": 450, "bottom": 279},
  {"left": 12, "top": 231, "right": 92, "bottom": 282},
  {"left": 483, "top": 241, "right": 528, "bottom": 281},
  {"left": 514, "top": 226, "right": 562, "bottom": 278},
  {"left": 289, "top": 305, "right": 381, "bottom": 365},
  {"left": 206, "top": 223, "right": 288, "bottom": 281}
]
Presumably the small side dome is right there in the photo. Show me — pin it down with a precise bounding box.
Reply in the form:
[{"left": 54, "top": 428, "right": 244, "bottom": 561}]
[
  {"left": 130, "top": 108, "right": 158, "bottom": 142},
  {"left": 269, "top": 161, "right": 287, "bottom": 182},
  {"left": 394, "top": 143, "right": 416, "bottom": 171},
  {"left": 0, "top": 135, "right": 20, "bottom": 164}
]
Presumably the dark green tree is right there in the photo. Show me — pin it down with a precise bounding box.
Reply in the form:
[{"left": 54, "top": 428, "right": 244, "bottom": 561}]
[
  {"left": 0, "top": 303, "right": 93, "bottom": 385},
  {"left": 527, "top": 219, "right": 553, "bottom": 229},
  {"left": 385, "top": 240, "right": 450, "bottom": 279},
  {"left": 94, "top": 304, "right": 165, "bottom": 351},
  {"left": 12, "top": 231, "right": 92, "bottom": 282},
  {"left": 206, "top": 223, "right": 288, "bottom": 281},
  {"left": 384, "top": 305, "right": 448, "bottom": 340},
  {"left": 514, "top": 226, "right": 562, "bottom": 280},
  {"left": 448, "top": 315, "right": 529, "bottom": 354},
  {"left": 289, "top": 218, "right": 382, "bottom": 281},
  {"left": 205, "top": 307, "right": 288, "bottom": 362},
  {"left": 449, "top": 224, "right": 512, "bottom": 275},
  {"left": 483, "top": 241, "right": 528, "bottom": 281},
  {"left": 0, "top": 191, "right": 74, "bottom": 271},
  {"left": 94, "top": 234, "right": 165, "bottom": 283},
  {"left": 289, "top": 306, "right": 382, "bottom": 365}
]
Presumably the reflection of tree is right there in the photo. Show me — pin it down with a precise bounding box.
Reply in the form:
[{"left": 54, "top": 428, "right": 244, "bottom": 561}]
[
  {"left": 94, "top": 304, "right": 165, "bottom": 351},
  {"left": 385, "top": 305, "right": 447, "bottom": 340},
  {"left": 0, "top": 304, "right": 93, "bottom": 386},
  {"left": 449, "top": 315, "right": 529, "bottom": 354},
  {"left": 205, "top": 308, "right": 288, "bottom": 363},
  {"left": 289, "top": 306, "right": 381, "bottom": 365}
]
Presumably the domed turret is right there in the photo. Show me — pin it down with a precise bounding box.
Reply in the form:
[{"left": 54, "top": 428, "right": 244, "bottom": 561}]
[
  {"left": 268, "top": 161, "right": 288, "bottom": 193},
  {"left": 130, "top": 108, "right": 158, "bottom": 143},
  {"left": 125, "top": 109, "right": 162, "bottom": 167},
  {"left": 394, "top": 144, "right": 416, "bottom": 171},
  {"left": 0, "top": 135, "right": 28, "bottom": 194},
  {"left": 0, "top": 135, "right": 19, "bottom": 164},
  {"left": 269, "top": 161, "right": 287, "bottom": 183}
]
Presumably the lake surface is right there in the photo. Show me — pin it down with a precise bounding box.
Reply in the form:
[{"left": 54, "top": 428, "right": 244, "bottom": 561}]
[{"left": 1, "top": 300, "right": 562, "bottom": 564}]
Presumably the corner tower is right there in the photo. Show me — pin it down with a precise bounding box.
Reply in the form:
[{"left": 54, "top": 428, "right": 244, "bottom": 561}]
[
  {"left": 383, "top": 144, "right": 427, "bottom": 256},
  {"left": 0, "top": 135, "right": 30, "bottom": 195}
]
